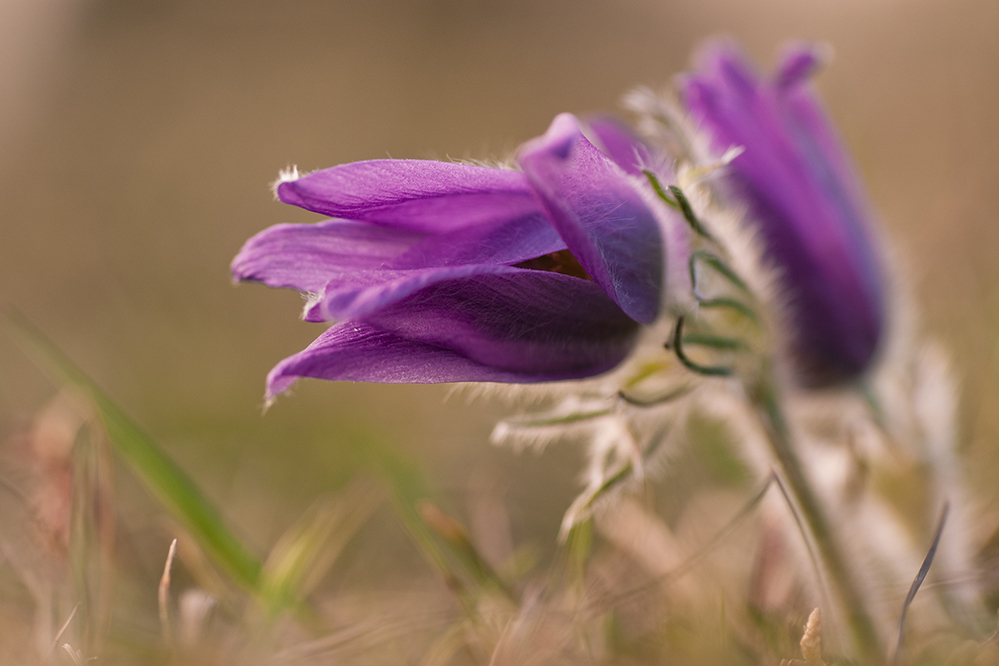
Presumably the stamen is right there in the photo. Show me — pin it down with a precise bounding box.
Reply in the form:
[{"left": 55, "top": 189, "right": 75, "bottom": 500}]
[{"left": 515, "top": 249, "right": 593, "bottom": 281}]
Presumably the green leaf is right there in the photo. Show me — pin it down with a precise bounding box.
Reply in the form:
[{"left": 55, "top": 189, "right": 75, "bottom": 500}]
[
  {"left": 697, "top": 297, "right": 759, "bottom": 323},
  {"left": 671, "top": 316, "right": 734, "bottom": 377},
  {"left": 642, "top": 170, "right": 680, "bottom": 210},
  {"left": 681, "top": 333, "right": 746, "bottom": 351},
  {"left": 668, "top": 185, "right": 715, "bottom": 240},
  {"left": 689, "top": 250, "right": 750, "bottom": 295},
  {"left": 3, "top": 309, "right": 262, "bottom": 591}
]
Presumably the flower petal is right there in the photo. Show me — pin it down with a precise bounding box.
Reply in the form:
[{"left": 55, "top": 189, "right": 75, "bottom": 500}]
[
  {"left": 277, "top": 160, "right": 542, "bottom": 232},
  {"left": 585, "top": 116, "right": 654, "bottom": 176},
  {"left": 517, "top": 113, "right": 664, "bottom": 323},
  {"left": 365, "top": 271, "right": 639, "bottom": 374},
  {"left": 775, "top": 43, "right": 823, "bottom": 92},
  {"left": 267, "top": 270, "right": 640, "bottom": 398},
  {"left": 266, "top": 322, "right": 534, "bottom": 400},
  {"left": 304, "top": 264, "right": 524, "bottom": 322},
  {"left": 231, "top": 219, "right": 424, "bottom": 293},
  {"left": 234, "top": 210, "right": 566, "bottom": 309},
  {"left": 389, "top": 212, "right": 566, "bottom": 269}
]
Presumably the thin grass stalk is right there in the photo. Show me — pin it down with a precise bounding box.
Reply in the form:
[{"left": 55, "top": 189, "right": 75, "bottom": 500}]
[{"left": 749, "top": 374, "right": 883, "bottom": 661}]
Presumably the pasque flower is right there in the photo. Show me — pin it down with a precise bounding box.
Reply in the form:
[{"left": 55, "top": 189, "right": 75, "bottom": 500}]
[
  {"left": 232, "top": 114, "right": 668, "bottom": 400},
  {"left": 682, "top": 43, "right": 885, "bottom": 386}
]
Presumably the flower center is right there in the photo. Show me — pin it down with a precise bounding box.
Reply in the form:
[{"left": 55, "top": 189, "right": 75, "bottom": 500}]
[{"left": 515, "top": 249, "right": 592, "bottom": 281}]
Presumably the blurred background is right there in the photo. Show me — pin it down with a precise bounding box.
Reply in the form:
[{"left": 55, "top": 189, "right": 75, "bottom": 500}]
[{"left": 0, "top": 0, "right": 997, "bottom": 661}]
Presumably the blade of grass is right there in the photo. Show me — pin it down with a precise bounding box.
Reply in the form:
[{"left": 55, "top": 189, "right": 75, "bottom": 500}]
[
  {"left": 260, "top": 481, "right": 382, "bottom": 615},
  {"left": 889, "top": 502, "right": 950, "bottom": 666},
  {"left": 3, "top": 309, "right": 262, "bottom": 591},
  {"left": 417, "top": 501, "right": 514, "bottom": 599},
  {"left": 159, "top": 539, "right": 178, "bottom": 646},
  {"left": 359, "top": 434, "right": 498, "bottom": 613}
]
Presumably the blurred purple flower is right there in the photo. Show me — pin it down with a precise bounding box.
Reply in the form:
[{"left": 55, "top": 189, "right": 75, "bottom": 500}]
[
  {"left": 682, "top": 42, "right": 885, "bottom": 386},
  {"left": 233, "top": 113, "right": 666, "bottom": 400}
]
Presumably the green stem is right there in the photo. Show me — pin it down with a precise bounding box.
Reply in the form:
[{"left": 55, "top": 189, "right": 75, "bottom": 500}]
[{"left": 750, "top": 378, "right": 884, "bottom": 661}]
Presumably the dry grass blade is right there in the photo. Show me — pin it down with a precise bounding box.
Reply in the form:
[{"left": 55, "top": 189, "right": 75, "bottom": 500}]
[
  {"left": 889, "top": 502, "right": 950, "bottom": 665},
  {"left": 50, "top": 603, "right": 80, "bottom": 654},
  {"left": 159, "top": 538, "right": 178, "bottom": 646},
  {"left": 60, "top": 643, "right": 87, "bottom": 666},
  {"left": 596, "top": 473, "right": 773, "bottom": 609},
  {"left": 418, "top": 501, "right": 514, "bottom": 598},
  {"left": 69, "top": 418, "right": 116, "bottom": 655},
  {"left": 260, "top": 479, "right": 383, "bottom": 615},
  {"left": 271, "top": 609, "right": 454, "bottom": 662},
  {"left": 770, "top": 472, "right": 835, "bottom": 624}
]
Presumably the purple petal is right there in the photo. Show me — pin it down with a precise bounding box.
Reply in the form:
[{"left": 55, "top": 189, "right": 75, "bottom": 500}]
[
  {"left": 268, "top": 270, "right": 639, "bottom": 398},
  {"left": 234, "top": 209, "right": 565, "bottom": 308},
  {"left": 389, "top": 212, "right": 566, "bottom": 269},
  {"left": 366, "top": 271, "right": 638, "bottom": 374},
  {"left": 277, "top": 160, "right": 542, "bottom": 233},
  {"left": 682, "top": 42, "right": 884, "bottom": 384},
  {"left": 231, "top": 219, "right": 424, "bottom": 293},
  {"left": 775, "top": 43, "right": 824, "bottom": 92},
  {"left": 776, "top": 45, "right": 868, "bottom": 214},
  {"left": 304, "top": 263, "right": 524, "bottom": 322},
  {"left": 585, "top": 116, "right": 654, "bottom": 176},
  {"left": 517, "top": 113, "right": 664, "bottom": 323},
  {"left": 266, "top": 323, "right": 536, "bottom": 399}
]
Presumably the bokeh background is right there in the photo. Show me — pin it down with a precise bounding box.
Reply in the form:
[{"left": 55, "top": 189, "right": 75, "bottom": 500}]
[{"left": 1, "top": 0, "right": 998, "bottom": 659}]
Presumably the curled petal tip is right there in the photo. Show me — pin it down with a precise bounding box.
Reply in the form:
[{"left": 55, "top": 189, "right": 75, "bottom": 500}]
[
  {"left": 584, "top": 115, "right": 656, "bottom": 176},
  {"left": 271, "top": 166, "right": 301, "bottom": 199},
  {"left": 518, "top": 112, "right": 580, "bottom": 161},
  {"left": 518, "top": 114, "right": 664, "bottom": 324},
  {"left": 775, "top": 42, "right": 832, "bottom": 91},
  {"left": 692, "top": 39, "right": 761, "bottom": 97}
]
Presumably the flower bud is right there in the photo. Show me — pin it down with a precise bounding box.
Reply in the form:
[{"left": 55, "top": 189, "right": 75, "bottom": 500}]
[{"left": 683, "top": 42, "right": 885, "bottom": 386}]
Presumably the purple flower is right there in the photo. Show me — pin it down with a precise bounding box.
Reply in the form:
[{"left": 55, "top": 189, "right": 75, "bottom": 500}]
[
  {"left": 682, "top": 42, "right": 885, "bottom": 386},
  {"left": 232, "top": 113, "right": 666, "bottom": 401}
]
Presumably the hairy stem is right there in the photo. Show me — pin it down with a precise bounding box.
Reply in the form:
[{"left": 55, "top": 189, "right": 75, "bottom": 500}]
[{"left": 750, "top": 377, "right": 883, "bottom": 661}]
